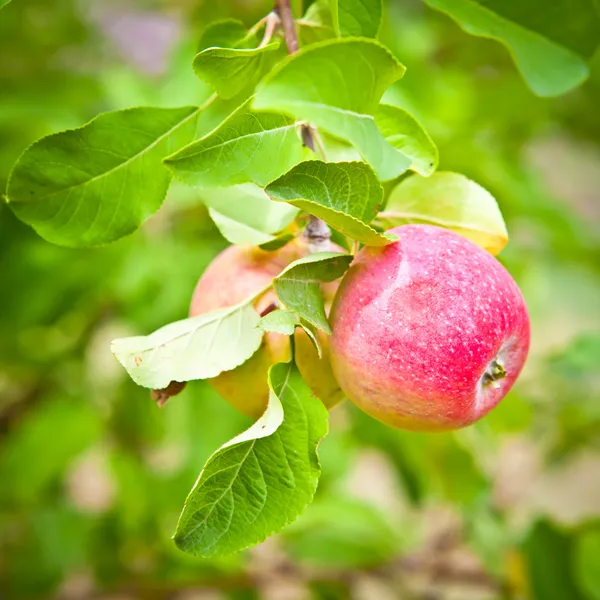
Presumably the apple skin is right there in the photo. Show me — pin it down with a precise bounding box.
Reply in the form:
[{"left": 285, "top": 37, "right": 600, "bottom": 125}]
[
  {"left": 329, "top": 224, "right": 530, "bottom": 432},
  {"left": 190, "top": 239, "right": 344, "bottom": 418}
]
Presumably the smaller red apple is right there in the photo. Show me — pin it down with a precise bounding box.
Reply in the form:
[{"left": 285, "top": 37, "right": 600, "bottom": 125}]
[{"left": 330, "top": 224, "right": 530, "bottom": 431}]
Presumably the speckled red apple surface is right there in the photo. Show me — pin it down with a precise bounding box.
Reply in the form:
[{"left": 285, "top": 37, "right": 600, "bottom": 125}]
[{"left": 330, "top": 224, "right": 530, "bottom": 432}]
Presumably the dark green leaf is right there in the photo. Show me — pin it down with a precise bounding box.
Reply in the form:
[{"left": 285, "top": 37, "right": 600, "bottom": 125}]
[
  {"left": 259, "top": 233, "right": 296, "bottom": 251},
  {"left": 174, "top": 362, "right": 329, "bottom": 557},
  {"left": 253, "top": 39, "right": 409, "bottom": 180},
  {"left": 575, "top": 525, "right": 600, "bottom": 600},
  {"left": 423, "top": 0, "right": 600, "bottom": 96},
  {"left": 333, "top": 0, "right": 383, "bottom": 38},
  {"left": 375, "top": 104, "right": 438, "bottom": 176},
  {"left": 164, "top": 104, "right": 308, "bottom": 187},
  {"left": 6, "top": 106, "right": 199, "bottom": 247},
  {"left": 522, "top": 520, "right": 586, "bottom": 600},
  {"left": 193, "top": 42, "right": 282, "bottom": 99},
  {"left": 274, "top": 252, "right": 352, "bottom": 333},
  {"left": 267, "top": 161, "right": 396, "bottom": 246}
]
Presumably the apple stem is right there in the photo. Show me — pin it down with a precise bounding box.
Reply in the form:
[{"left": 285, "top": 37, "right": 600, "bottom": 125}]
[{"left": 275, "top": 0, "right": 332, "bottom": 252}]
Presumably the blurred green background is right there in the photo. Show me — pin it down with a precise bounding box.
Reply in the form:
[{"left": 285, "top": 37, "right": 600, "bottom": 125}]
[{"left": 1, "top": 1, "right": 600, "bottom": 598}]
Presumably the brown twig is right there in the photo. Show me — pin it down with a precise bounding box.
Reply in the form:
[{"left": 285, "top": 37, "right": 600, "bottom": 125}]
[
  {"left": 275, "top": 0, "right": 300, "bottom": 54},
  {"left": 275, "top": 0, "right": 332, "bottom": 250}
]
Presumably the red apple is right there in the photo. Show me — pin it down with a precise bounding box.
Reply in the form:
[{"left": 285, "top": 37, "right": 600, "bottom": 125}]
[
  {"left": 330, "top": 224, "right": 530, "bottom": 431},
  {"left": 190, "top": 239, "right": 344, "bottom": 418}
]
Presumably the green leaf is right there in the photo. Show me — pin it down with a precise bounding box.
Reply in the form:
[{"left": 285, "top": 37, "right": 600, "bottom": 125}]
[
  {"left": 193, "top": 42, "right": 282, "bottom": 100},
  {"left": 375, "top": 104, "right": 439, "bottom": 176},
  {"left": 164, "top": 104, "right": 307, "bottom": 188},
  {"left": 174, "top": 362, "right": 329, "bottom": 557},
  {"left": 198, "top": 19, "right": 252, "bottom": 51},
  {"left": 259, "top": 233, "right": 296, "bottom": 251},
  {"left": 274, "top": 252, "right": 352, "bottom": 333},
  {"left": 523, "top": 520, "right": 586, "bottom": 600},
  {"left": 6, "top": 106, "right": 200, "bottom": 247},
  {"left": 0, "top": 397, "right": 102, "bottom": 505},
  {"left": 110, "top": 300, "right": 264, "bottom": 389},
  {"left": 253, "top": 39, "right": 409, "bottom": 180},
  {"left": 258, "top": 309, "right": 302, "bottom": 335},
  {"left": 284, "top": 497, "right": 401, "bottom": 569},
  {"left": 267, "top": 161, "right": 396, "bottom": 246},
  {"left": 423, "top": 0, "right": 600, "bottom": 97},
  {"left": 298, "top": 0, "right": 336, "bottom": 46},
  {"left": 575, "top": 526, "right": 600, "bottom": 600},
  {"left": 380, "top": 171, "right": 508, "bottom": 255},
  {"left": 0, "top": 0, "right": 11, "bottom": 9},
  {"left": 258, "top": 309, "right": 322, "bottom": 356},
  {"left": 200, "top": 184, "right": 298, "bottom": 246},
  {"left": 332, "top": 0, "right": 383, "bottom": 38}
]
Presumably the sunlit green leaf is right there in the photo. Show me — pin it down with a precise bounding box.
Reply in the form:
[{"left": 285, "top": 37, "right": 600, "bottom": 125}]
[
  {"left": 298, "top": 0, "right": 336, "bottom": 46},
  {"left": 274, "top": 252, "right": 352, "bottom": 333},
  {"left": 267, "top": 161, "right": 396, "bottom": 246},
  {"left": 6, "top": 107, "right": 200, "bottom": 247},
  {"left": 110, "top": 300, "right": 263, "bottom": 390},
  {"left": 423, "top": 0, "right": 599, "bottom": 96},
  {"left": 332, "top": 0, "right": 383, "bottom": 38},
  {"left": 253, "top": 39, "right": 409, "bottom": 180},
  {"left": 258, "top": 309, "right": 302, "bottom": 335},
  {"left": 197, "top": 19, "right": 252, "bottom": 51},
  {"left": 200, "top": 183, "right": 298, "bottom": 246},
  {"left": 174, "top": 362, "right": 329, "bottom": 557},
  {"left": 193, "top": 42, "right": 281, "bottom": 99},
  {"left": 375, "top": 104, "right": 438, "bottom": 176},
  {"left": 380, "top": 171, "right": 508, "bottom": 254},
  {"left": 164, "top": 104, "right": 307, "bottom": 187}
]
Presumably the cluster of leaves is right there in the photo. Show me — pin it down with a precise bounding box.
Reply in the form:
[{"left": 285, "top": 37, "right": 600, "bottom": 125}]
[{"left": 2, "top": 0, "right": 599, "bottom": 561}]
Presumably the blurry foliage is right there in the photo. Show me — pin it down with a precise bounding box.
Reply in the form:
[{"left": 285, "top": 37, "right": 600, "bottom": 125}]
[{"left": 1, "top": 0, "right": 600, "bottom": 598}]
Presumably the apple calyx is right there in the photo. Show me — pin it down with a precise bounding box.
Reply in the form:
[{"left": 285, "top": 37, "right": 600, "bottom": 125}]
[{"left": 481, "top": 357, "right": 507, "bottom": 389}]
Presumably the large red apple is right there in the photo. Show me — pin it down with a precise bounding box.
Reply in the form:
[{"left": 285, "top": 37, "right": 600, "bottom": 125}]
[
  {"left": 190, "top": 239, "right": 344, "bottom": 418},
  {"left": 330, "top": 224, "right": 530, "bottom": 431}
]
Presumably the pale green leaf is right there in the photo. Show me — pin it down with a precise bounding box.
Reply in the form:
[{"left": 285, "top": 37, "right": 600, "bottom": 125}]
[
  {"left": 208, "top": 209, "right": 275, "bottom": 246},
  {"left": 174, "top": 362, "right": 329, "bottom": 557},
  {"left": 298, "top": 0, "right": 336, "bottom": 46},
  {"left": 6, "top": 106, "right": 200, "bottom": 247},
  {"left": 332, "top": 0, "right": 383, "bottom": 38},
  {"left": 267, "top": 161, "right": 396, "bottom": 246},
  {"left": 258, "top": 309, "right": 302, "bottom": 335},
  {"left": 253, "top": 39, "right": 409, "bottom": 180},
  {"left": 164, "top": 104, "right": 307, "bottom": 187},
  {"left": 274, "top": 252, "right": 352, "bottom": 333},
  {"left": 200, "top": 183, "right": 298, "bottom": 246},
  {"left": 375, "top": 104, "right": 439, "bottom": 176},
  {"left": 380, "top": 171, "right": 508, "bottom": 255},
  {"left": 110, "top": 300, "right": 263, "bottom": 390},
  {"left": 423, "top": 0, "right": 599, "bottom": 97},
  {"left": 193, "top": 42, "right": 282, "bottom": 99}
]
